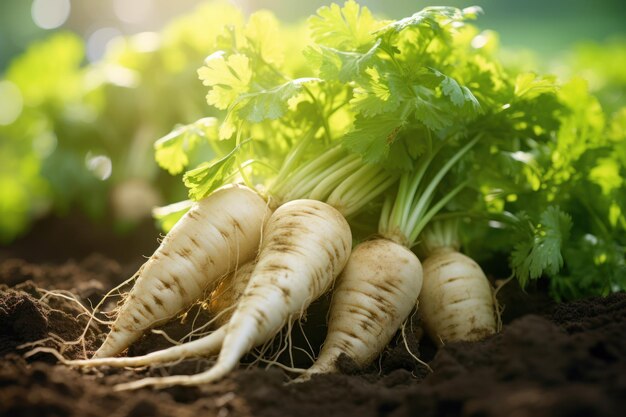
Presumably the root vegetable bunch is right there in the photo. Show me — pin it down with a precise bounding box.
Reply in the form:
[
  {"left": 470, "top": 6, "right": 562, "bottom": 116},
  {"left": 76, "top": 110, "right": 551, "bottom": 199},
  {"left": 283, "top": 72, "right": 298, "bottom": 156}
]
[{"left": 54, "top": 0, "right": 603, "bottom": 389}]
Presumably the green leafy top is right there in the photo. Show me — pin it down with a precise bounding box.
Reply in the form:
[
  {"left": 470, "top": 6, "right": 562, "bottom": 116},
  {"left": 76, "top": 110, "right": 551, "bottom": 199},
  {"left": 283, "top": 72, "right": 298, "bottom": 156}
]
[
  {"left": 151, "top": 1, "right": 625, "bottom": 301},
  {"left": 308, "top": 0, "right": 385, "bottom": 51},
  {"left": 511, "top": 207, "right": 573, "bottom": 287}
]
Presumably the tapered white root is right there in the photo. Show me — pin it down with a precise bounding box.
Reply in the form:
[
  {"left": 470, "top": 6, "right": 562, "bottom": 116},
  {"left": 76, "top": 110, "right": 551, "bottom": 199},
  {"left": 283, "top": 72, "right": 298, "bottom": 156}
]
[
  {"left": 419, "top": 248, "right": 496, "bottom": 345},
  {"left": 299, "top": 239, "right": 423, "bottom": 380},
  {"left": 207, "top": 261, "right": 255, "bottom": 327},
  {"left": 116, "top": 199, "right": 352, "bottom": 389},
  {"left": 95, "top": 184, "right": 270, "bottom": 358},
  {"left": 66, "top": 326, "right": 226, "bottom": 368}
]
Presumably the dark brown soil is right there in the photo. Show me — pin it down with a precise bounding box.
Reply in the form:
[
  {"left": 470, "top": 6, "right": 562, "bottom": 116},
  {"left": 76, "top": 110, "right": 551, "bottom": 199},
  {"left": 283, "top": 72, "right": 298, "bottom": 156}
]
[{"left": 1, "top": 221, "right": 625, "bottom": 417}]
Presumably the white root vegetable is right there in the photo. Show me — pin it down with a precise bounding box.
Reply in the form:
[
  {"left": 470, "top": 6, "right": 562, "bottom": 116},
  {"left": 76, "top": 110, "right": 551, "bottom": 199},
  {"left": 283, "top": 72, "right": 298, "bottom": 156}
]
[
  {"left": 207, "top": 261, "right": 255, "bottom": 327},
  {"left": 299, "top": 239, "right": 423, "bottom": 379},
  {"left": 419, "top": 248, "right": 496, "bottom": 345},
  {"left": 113, "top": 199, "right": 352, "bottom": 390},
  {"left": 65, "top": 263, "right": 257, "bottom": 369},
  {"left": 66, "top": 327, "right": 226, "bottom": 368},
  {"left": 94, "top": 184, "right": 270, "bottom": 358}
]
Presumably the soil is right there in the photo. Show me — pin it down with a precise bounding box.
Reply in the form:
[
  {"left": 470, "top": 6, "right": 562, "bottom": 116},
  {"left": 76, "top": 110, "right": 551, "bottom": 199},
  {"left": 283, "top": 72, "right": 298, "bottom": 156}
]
[{"left": 1, "top": 214, "right": 625, "bottom": 417}]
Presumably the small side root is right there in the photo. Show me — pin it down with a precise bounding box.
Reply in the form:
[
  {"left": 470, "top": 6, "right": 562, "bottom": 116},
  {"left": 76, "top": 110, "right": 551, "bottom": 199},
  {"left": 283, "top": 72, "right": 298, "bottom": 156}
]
[
  {"left": 23, "top": 347, "right": 70, "bottom": 364},
  {"left": 493, "top": 274, "right": 514, "bottom": 333},
  {"left": 401, "top": 322, "right": 432, "bottom": 373}
]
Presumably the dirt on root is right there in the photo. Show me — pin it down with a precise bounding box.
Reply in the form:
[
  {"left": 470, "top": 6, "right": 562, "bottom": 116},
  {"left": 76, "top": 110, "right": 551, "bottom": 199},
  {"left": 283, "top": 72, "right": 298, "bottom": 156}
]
[{"left": 1, "top": 252, "right": 625, "bottom": 417}]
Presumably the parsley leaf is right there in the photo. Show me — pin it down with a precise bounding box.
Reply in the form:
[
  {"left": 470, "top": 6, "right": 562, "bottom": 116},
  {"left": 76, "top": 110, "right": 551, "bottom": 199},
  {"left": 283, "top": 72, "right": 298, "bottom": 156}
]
[
  {"left": 350, "top": 66, "right": 404, "bottom": 116},
  {"left": 154, "top": 118, "right": 219, "bottom": 175},
  {"left": 305, "top": 38, "right": 381, "bottom": 83},
  {"left": 237, "top": 78, "right": 320, "bottom": 123},
  {"left": 197, "top": 52, "right": 252, "bottom": 110},
  {"left": 244, "top": 11, "right": 284, "bottom": 65},
  {"left": 374, "top": 6, "right": 480, "bottom": 37},
  {"left": 183, "top": 142, "right": 245, "bottom": 200},
  {"left": 514, "top": 73, "right": 558, "bottom": 100},
  {"left": 309, "top": 0, "right": 383, "bottom": 51},
  {"left": 343, "top": 114, "right": 406, "bottom": 164},
  {"left": 511, "top": 206, "right": 573, "bottom": 287}
]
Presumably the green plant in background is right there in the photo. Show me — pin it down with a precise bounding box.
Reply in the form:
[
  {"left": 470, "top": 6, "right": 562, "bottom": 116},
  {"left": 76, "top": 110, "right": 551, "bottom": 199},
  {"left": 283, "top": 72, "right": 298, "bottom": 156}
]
[
  {"left": 0, "top": 0, "right": 624, "bottom": 301},
  {"left": 0, "top": 1, "right": 246, "bottom": 242},
  {"left": 151, "top": 1, "right": 624, "bottom": 301},
  {"left": 0, "top": 33, "right": 99, "bottom": 243}
]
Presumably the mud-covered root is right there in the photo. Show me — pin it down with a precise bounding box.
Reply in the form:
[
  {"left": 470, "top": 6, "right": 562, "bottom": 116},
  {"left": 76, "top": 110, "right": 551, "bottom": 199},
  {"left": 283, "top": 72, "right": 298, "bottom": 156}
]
[
  {"left": 419, "top": 248, "right": 497, "bottom": 345},
  {"left": 114, "top": 199, "right": 352, "bottom": 389},
  {"left": 298, "top": 238, "right": 423, "bottom": 380},
  {"left": 94, "top": 184, "right": 271, "bottom": 359}
]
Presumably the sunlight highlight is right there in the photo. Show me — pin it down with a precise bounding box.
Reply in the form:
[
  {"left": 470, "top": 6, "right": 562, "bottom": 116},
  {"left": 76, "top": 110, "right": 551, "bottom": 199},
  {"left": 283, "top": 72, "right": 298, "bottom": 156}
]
[
  {"left": 0, "top": 81, "right": 23, "bottom": 125},
  {"left": 113, "top": 0, "right": 155, "bottom": 24},
  {"left": 86, "top": 27, "right": 123, "bottom": 62},
  {"left": 31, "top": 0, "right": 71, "bottom": 30},
  {"left": 86, "top": 154, "right": 113, "bottom": 180}
]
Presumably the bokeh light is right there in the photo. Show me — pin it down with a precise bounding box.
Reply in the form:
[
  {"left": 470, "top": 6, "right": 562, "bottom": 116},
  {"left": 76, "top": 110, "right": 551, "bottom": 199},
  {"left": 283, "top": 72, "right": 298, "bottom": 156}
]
[
  {"left": 31, "top": 0, "right": 71, "bottom": 30},
  {"left": 471, "top": 33, "right": 489, "bottom": 49},
  {"left": 86, "top": 154, "right": 113, "bottom": 180},
  {"left": 129, "top": 32, "right": 161, "bottom": 53},
  {"left": 113, "top": 0, "right": 155, "bottom": 25},
  {"left": 86, "top": 27, "right": 122, "bottom": 62},
  {"left": 32, "top": 132, "right": 58, "bottom": 158},
  {"left": 0, "top": 81, "right": 23, "bottom": 125}
]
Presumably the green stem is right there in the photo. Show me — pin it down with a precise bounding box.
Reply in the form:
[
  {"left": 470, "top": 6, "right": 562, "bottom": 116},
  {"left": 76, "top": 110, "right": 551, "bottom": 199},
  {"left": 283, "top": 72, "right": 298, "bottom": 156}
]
[
  {"left": 405, "top": 136, "right": 479, "bottom": 238},
  {"left": 409, "top": 181, "right": 467, "bottom": 246},
  {"left": 339, "top": 164, "right": 382, "bottom": 202},
  {"left": 419, "top": 218, "right": 461, "bottom": 255},
  {"left": 342, "top": 174, "right": 398, "bottom": 217},
  {"left": 303, "top": 85, "right": 332, "bottom": 145},
  {"left": 272, "top": 145, "right": 345, "bottom": 200},
  {"left": 270, "top": 127, "right": 316, "bottom": 195},
  {"left": 309, "top": 155, "right": 361, "bottom": 200},
  {"left": 284, "top": 154, "right": 353, "bottom": 201},
  {"left": 401, "top": 137, "right": 445, "bottom": 228},
  {"left": 389, "top": 173, "right": 410, "bottom": 238},
  {"left": 379, "top": 194, "right": 394, "bottom": 234},
  {"left": 234, "top": 123, "right": 253, "bottom": 190},
  {"left": 240, "top": 158, "right": 279, "bottom": 173}
]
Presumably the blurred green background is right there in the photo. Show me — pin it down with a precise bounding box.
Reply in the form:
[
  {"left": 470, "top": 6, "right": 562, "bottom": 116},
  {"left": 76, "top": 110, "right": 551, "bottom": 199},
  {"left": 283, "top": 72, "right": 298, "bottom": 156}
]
[
  {"left": 2, "top": 0, "right": 625, "bottom": 69},
  {"left": 0, "top": 0, "right": 624, "bottom": 244}
]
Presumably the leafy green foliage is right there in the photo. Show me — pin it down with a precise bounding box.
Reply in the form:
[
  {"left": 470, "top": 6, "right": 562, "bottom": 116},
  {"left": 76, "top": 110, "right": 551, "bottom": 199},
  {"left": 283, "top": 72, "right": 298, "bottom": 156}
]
[
  {"left": 237, "top": 78, "right": 320, "bottom": 123},
  {"left": 343, "top": 115, "right": 406, "bottom": 164},
  {"left": 0, "top": 1, "right": 253, "bottom": 241},
  {"left": 198, "top": 52, "right": 253, "bottom": 110},
  {"left": 3, "top": 0, "right": 621, "bottom": 302},
  {"left": 182, "top": 143, "right": 243, "bottom": 201},
  {"left": 154, "top": 118, "right": 219, "bottom": 175},
  {"left": 308, "top": 0, "right": 383, "bottom": 51},
  {"left": 511, "top": 207, "right": 572, "bottom": 287}
]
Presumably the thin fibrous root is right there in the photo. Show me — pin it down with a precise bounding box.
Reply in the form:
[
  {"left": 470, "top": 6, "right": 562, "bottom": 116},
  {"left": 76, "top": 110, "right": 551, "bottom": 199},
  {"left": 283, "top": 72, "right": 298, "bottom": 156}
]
[
  {"left": 66, "top": 326, "right": 226, "bottom": 368},
  {"left": 401, "top": 322, "right": 432, "bottom": 373},
  {"left": 113, "top": 363, "right": 231, "bottom": 391},
  {"left": 493, "top": 274, "right": 513, "bottom": 333}
]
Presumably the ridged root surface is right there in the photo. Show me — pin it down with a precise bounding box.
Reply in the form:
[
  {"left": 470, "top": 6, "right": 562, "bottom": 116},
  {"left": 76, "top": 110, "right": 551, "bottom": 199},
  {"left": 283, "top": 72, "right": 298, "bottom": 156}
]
[
  {"left": 419, "top": 248, "right": 496, "bottom": 345},
  {"left": 302, "top": 238, "right": 423, "bottom": 378}
]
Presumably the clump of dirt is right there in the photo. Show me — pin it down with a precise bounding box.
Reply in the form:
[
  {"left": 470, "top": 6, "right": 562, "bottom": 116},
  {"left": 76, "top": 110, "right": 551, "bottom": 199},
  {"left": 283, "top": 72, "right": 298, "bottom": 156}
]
[
  {"left": 0, "top": 255, "right": 625, "bottom": 417},
  {"left": 0, "top": 283, "right": 103, "bottom": 360},
  {"left": 0, "top": 254, "right": 136, "bottom": 300}
]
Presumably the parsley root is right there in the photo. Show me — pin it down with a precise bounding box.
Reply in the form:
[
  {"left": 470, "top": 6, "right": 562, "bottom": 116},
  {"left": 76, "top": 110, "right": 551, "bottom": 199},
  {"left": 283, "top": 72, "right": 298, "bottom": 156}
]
[
  {"left": 301, "top": 239, "right": 422, "bottom": 378},
  {"left": 420, "top": 248, "right": 496, "bottom": 344},
  {"left": 94, "top": 184, "right": 270, "bottom": 358},
  {"left": 418, "top": 220, "right": 497, "bottom": 345},
  {"left": 113, "top": 199, "right": 351, "bottom": 389}
]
